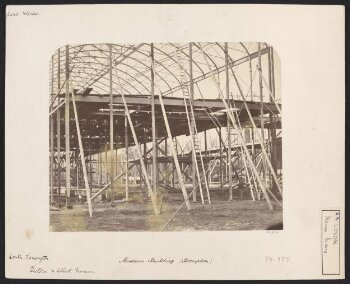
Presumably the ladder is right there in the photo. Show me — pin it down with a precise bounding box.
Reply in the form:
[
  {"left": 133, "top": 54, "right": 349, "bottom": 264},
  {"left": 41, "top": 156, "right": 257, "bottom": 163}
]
[
  {"left": 175, "top": 44, "right": 211, "bottom": 204},
  {"left": 173, "top": 137, "right": 178, "bottom": 156}
]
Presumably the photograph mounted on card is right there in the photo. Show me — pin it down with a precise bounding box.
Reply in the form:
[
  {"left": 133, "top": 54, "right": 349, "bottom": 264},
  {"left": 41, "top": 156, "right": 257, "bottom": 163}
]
[
  {"left": 5, "top": 4, "right": 344, "bottom": 280},
  {"left": 48, "top": 42, "right": 282, "bottom": 232}
]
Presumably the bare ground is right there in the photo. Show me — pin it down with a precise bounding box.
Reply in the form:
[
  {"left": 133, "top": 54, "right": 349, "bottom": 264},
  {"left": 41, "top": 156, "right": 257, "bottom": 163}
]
[{"left": 50, "top": 191, "right": 283, "bottom": 232}]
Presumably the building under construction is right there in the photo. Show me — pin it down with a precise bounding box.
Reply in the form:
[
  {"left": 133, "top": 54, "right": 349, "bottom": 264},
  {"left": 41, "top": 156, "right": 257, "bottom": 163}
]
[{"left": 49, "top": 42, "right": 282, "bottom": 231}]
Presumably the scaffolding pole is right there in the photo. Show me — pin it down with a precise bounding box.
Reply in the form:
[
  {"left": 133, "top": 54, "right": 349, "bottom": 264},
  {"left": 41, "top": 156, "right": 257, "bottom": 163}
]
[
  {"left": 268, "top": 46, "right": 279, "bottom": 193},
  {"left": 225, "top": 43, "right": 233, "bottom": 201},
  {"left": 189, "top": 43, "right": 197, "bottom": 203},
  {"left": 258, "top": 42, "right": 267, "bottom": 184},
  {"left": 204, "top": 130, "right": 208, "bottom": 189},
  {"left": 71, "top": 84, "right": 93, "bottom": 217},
  {"left": 56, "top": 109, "right": 61, "bottom": 206},
  {"left": 235, "top": 113, "right": 256, "bottom": 201},
  {"left": 89, "top": 136, "right": 92, "bottom": 197},
  {"left": 222, "top": 43, "right": 282, "bottom": 197},
  {"left": 219, "top": 128, "right": 223, "bottom": 190},
  {"left": 165, "top": 138, "right": 168, "bottom": 186},
  {"left": 109, "top": 44, "right": 115, "bottom": 206},
  {"left": 175, "top": 43, "right": 205, "bottom": 204},
  {"left": 198, "top": 42, "right": 274, "bottom": 210},
  {"left": 57, "top": 48, "right": 61, "bottom": 206},
  {"left": 151, "top": 55, "right": 191, "bottom": 210},
  {"left": 151, "top": 43, "right": 158, "bottom": 196},
  {"left": 231, "top": 71, "right": 283, "bottom": 196},
  {"left": 50, "top": 55, "right": 54, "bottom": 205},
  {"left": 65, "top": 45, "right": 71, "bottom": 208},
  {"left": 112, "top": 65, "right": 159, "bottom": 214},
  {"left": 257, "top": 68, "right": 282, "bottom": 115},
  {"left": 125, "top": 115, "right": 129, "bottom": 201}
]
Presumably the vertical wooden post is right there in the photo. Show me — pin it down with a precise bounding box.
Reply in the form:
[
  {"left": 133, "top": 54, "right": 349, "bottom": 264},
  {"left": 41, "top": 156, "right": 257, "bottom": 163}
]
[
  {"left": 125, "top": 115, "right": 129, "bottom": 201},
  {"left": 56, "top": 109, "right": 61, "bottom": 206},
  {"left": 219, "top": 127, "right": 223, "bottom": 189},
  {"left": 102, "top": 142, "right": 108, "bottom": 201},
  {"left": 204, "top": 130, "right": 208, "bottom": 188},
  {"left": 271, "top": 47, "right": 276, "bottom": 98},
  {"left": 155, "top": 128, "right": 159, "bottom": 187},
  {"left": 99, "top": 150, "right": 102, "bottom": 185},
  {"left": 97, "top": 150, "right": 100, "bottom": 185},
  {"left": 104, "top": 133, "right": 108, "bottom": 187},
  {"left": 225, "top": 43, "right": 233, "bottom": 201},
  {"left": 75, "top": 150, "right": 79, "bottom": 188},
  {"left": 232, "top": 71, "right": 282, "bottom": 196},
  {"left": 165, "top": 138, "right": 168, "bottom": 186},
  {"left": 50, "top": 112, "right": 54, "bottom": 205},
  {"left": 151, "top": 43, "right": 158, "bottom": 196},
  {"left": 57, "top": 48, "right": 61, "bottom": 206},
  {"left": 198, "top": 43, "right": 274, "bottom": 210},
  {"left": 258, "top": 43, "right": 266, "bottom": 181},
  {"left": 115, "top": 125, "right": 118, "bottom": 197},
  {"left": 150, "top": 60, "right": 191, "bottom": 209},
  {"left": 50, "top": 55, "right": 54, "bottom": 206},
  {"left": 115, "top": 74, "right": 158, "bottom": 213},
  {"left": 172, "top": 143, "right": 175, "bottom": 187},
  {"left": 89, "top": 135, "right": 92, "bottom": 196},
  {"left": 71, "top": 89, "right": 93, "bottom": 217},
  {"left": 189, "top": 43, "right": 197, "bottom": 202},
  {"left": 65, "top": 45, "right": 71, "bottom": 208},
  {"left": 99, "top": 152, "right": 103, "bottom": 185},
  {"left": 109, "top": 44, "right": 115, "bottom": 206},
  {"left": 248, "top": 47, "right": 255, "bottom": 165},
  {"left": 143, "top": 142, "right": 146, "bottom": 189},
  {"left": 267, "top": 46, "right": 272, "bottom": 189},
  {"left": 269, "top": 46, "right": 278, "bottom": 192},
  {"left": 268, "top": 46, "right": 273, "bottom": 101}
]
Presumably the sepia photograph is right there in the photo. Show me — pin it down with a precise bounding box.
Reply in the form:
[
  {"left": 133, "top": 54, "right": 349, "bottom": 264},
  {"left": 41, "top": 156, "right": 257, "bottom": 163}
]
[
  {"left": 5, "top": 4, "right": 344, "bottom": 280},
  {"left": 48, "top": 42, "right": 283, "bottom": 232}
]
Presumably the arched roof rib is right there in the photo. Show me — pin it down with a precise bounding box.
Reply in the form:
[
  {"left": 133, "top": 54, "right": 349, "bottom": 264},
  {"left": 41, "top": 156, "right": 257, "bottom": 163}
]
[
  {"left": 74, "top": 43, "right": 147, "bottom": 92},
  {"left": 50, "top": 43, "right": 272, "bottom": 99},
  {"left": 126, "top": 45, "right": 183, "bottom": 92}
]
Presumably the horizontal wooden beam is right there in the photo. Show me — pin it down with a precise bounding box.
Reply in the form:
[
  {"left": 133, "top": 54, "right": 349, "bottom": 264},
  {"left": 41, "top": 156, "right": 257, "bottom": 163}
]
[{"left": 64, "top": 94, "right": 280, "bottom": 114}]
